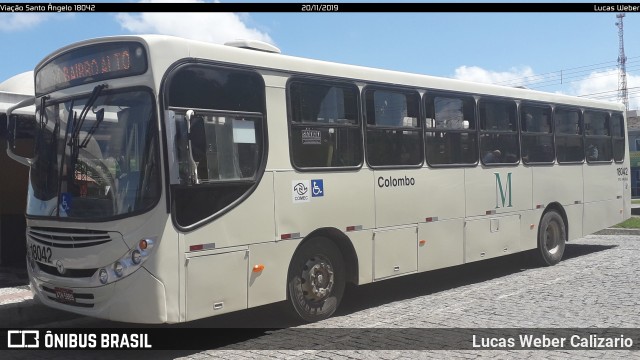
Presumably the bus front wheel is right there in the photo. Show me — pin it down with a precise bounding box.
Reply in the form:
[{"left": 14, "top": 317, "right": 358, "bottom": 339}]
[
  {"left": 287, "top": 237, "right": 345, "bottom": 322},
  {"left": 536, "top": 210, "right": 566, "bottom": 266}
]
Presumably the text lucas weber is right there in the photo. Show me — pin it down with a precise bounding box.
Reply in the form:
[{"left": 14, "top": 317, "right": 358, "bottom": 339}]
[{"left": 595, "top": 5, "right": 640, "bottom": 11}]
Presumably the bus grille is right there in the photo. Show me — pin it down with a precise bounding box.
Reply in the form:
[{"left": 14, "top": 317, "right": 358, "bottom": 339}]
[
  {"left": 38, "top": 262, "right": 98, "bottom": 278},
  {"left": 27, "top": 227, "right": 112, "bottom": 248}
]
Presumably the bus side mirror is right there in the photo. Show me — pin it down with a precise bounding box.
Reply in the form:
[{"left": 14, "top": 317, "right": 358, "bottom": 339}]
[
  {"left": 184, "top": 110, "right": 206, "bottom": 184},
  {"left": 187, "top": 114, "right": 206, "bottom": 156},
  {"left": 6, "top": 97, "right": 36, "bottom": 166}
]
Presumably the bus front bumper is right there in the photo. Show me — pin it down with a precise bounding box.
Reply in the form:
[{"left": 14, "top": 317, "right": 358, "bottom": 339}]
[{"left": 30, "top": 267, "right": 168, "bottom": 324}]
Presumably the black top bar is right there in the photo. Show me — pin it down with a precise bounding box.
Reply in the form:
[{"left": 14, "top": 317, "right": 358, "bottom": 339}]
[{"left": 2, "top": 3, "right": 638, "bottom": 13}]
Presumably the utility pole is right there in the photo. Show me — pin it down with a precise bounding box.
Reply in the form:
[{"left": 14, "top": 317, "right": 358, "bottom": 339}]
[{"left": 616, "top": 13, "right": 629, "bottom": 110}]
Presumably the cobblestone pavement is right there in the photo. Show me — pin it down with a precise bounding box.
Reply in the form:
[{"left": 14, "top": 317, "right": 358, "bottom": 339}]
[
  {"left": 0, "top": 285, "right": 30, "bottom": 305},
  {"left": 183, "top": 234, "right": 640, "bottom": 359},
  {"left": 4, "top": 234, "right": 640, "bottom": 359}
]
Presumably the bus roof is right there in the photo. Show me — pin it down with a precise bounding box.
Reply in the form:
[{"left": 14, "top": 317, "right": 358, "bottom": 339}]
[{"left": 36, "top": 34, "right": 625, "bottom": 112}]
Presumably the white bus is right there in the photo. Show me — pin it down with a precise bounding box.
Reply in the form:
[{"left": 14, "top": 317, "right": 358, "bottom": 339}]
[{"left": 6, "top": 35, "right": 630, "bottom": 323}]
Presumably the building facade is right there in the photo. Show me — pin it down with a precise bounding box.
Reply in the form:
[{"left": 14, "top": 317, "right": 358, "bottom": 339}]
[{"left": 627, "top": 111, "right": 640, "bottom": 197}]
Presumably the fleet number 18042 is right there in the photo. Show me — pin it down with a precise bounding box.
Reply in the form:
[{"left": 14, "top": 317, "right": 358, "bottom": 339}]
[{"left": 30, "top": 244, "right": 52, "bottom": 264}]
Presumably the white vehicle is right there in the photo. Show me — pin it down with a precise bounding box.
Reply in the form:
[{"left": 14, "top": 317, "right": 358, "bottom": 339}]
[{"left": 6, "top": 35, "right": 630, "bottom": 323}]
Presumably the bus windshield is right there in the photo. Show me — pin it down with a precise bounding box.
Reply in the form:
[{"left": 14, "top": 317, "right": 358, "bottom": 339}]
[{"left": 27, "top": 89, "right": 160, "bottom": 219}]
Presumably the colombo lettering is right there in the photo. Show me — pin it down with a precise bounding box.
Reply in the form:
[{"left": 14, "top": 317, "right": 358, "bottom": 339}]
[{"left": 377, "top": 176, "right": 415, "bottom": 188}]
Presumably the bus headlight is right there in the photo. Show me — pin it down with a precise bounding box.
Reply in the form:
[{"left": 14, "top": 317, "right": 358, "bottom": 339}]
[
  {"left": 114, "top": 262, "right": 124, "bottom": 277},
  {"left": 131, "top": 250, "right": 142, "bottom": 265},
  {"left": 94, "top": 238, "right": 155, "bottom": 286},
  {"left": 99, "top": 269, "right": 108, "bottom": 284}
]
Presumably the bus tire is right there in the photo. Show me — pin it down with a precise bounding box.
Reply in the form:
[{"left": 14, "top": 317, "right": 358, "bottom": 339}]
[
  {"left": 536, "top": 210, "right": 566, "bottom": 266},
  {"left": 287, "top": 237, "right": 345, "bottom": 322}
]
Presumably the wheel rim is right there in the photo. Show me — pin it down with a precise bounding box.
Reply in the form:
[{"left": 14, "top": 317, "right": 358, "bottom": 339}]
[
  {"left": 544, "top": 219, "right": 561, "bottom": 255},
  {"left": 300, "top": 255, "right": 334, "bottom": 303}
]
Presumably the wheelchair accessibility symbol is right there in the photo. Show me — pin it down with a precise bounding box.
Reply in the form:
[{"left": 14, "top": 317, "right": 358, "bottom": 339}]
[
  {"left": 292, "top": 179, "right": 324, "bottom": 203},
  {"left": 311, "top": 179, "right": 324, "bottom": 197}
]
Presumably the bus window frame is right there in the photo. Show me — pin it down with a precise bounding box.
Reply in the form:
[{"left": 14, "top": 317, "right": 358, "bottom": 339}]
[
  {"left": 583, "top": 108, "right": 613, "bottom": 164},
  {"left": 362, "top": 85, "right": 424, "bottom": 170},
  {"left": 286, "top": 76, "right": 364, "bottom": 172},
  {"left": 161, "top": 60, "right": 269, "bottom": 231},
  {"left": 423, "top": 90, "right": 479, "bottom": 168},
  {"left": 554, "top": 106, "right": 585, "bottom": 165},
  {"left": 478, "top": 96, "right": 521, "bottom": 167},
  {"left": 519, "top": 101, "right": 555, "bottom": 166},
  {"left": 611, "top": 111, "right": 626, "bottom": 163}
]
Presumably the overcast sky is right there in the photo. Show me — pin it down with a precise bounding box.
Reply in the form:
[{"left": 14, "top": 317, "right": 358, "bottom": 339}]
[{"left": 1, "top": 1, "right": 639, "bottom": 109}]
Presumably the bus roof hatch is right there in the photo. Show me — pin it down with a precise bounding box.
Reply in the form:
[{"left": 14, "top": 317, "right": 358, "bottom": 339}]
[{"left": 224, "top": 39, "right": 281, "bottom": 54}]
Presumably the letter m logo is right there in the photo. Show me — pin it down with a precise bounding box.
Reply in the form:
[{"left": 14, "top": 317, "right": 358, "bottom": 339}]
[{"left": 494, "top": 172, "right": 513, "bottom": 209}]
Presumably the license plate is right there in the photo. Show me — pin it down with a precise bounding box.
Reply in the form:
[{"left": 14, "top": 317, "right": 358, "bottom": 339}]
[{"left": 54, "top": 287, "right": 75, "bottom": 303}]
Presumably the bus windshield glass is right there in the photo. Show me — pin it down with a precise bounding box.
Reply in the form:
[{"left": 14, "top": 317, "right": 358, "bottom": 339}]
[{"left": 27, "top": 89, "right": 160, "bottom": 219}]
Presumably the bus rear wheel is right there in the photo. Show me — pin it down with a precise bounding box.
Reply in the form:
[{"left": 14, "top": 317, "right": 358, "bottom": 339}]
[
  {"left": 287, "top": 237, "right": 345, "bottom": 322},
  {"left": 536, "top": 210, "right": 566, "bottom": 266}
]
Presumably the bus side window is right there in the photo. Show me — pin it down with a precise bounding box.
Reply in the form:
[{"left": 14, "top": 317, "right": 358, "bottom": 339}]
[
  {"left": 520, "top": 104, "right": 554, "bottom": 164},
  {"left": 555, "top": 108, "right": 584, "bottom": 163},
  {"left": 424, "top": 94, "right": 477, "bottom": 166},
  {"left": 165, "top": 64, "right": 266, "bottom": 227},
  {"left": 288, "top": 80, "right": 362, "bottom": 169},
  {"left": 584, "top": 110, "right": 612, "bottom": 163},
  {"left": 611, "top": 112, "right": 625, "bottom": 162},
  {"left": 364, "top": 88, "right": 422, "bottom": 167},
  {"left": 479, "top": 98, "right": 519, "bottom": 165}
]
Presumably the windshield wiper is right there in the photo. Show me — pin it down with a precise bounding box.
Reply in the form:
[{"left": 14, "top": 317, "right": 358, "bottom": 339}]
[
  {"left": 38, "top": 95, "right": 49, "bottom": 129},
  {"left": 34, "top": 95, "right": 56, "bottom": 160},
  {"left": 68, "top": 84, "right": 107, "bottom": 158},
  {"left": 80, "top": 108, "right": 104, "bottom": 148}
]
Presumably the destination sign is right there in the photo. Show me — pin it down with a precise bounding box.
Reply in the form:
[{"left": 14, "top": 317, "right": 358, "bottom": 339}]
[{"left": 36, "top": 42, "right": 147, "bottom": 95}]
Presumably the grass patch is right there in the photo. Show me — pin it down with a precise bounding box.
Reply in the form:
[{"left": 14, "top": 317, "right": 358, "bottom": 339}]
[{"left": 613, "top": 217, "right": 640, "bottom": 229}]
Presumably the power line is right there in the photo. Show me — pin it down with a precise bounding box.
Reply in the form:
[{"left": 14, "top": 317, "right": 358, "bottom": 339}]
[
  {"left": 578, "top": 86, "right": 640, "bottom": 98},
  {"left": 493, "top": 55, "right": 640, "bottom": 88}
]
